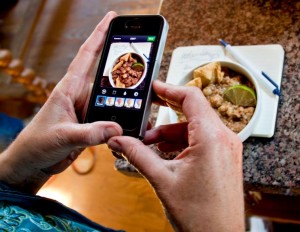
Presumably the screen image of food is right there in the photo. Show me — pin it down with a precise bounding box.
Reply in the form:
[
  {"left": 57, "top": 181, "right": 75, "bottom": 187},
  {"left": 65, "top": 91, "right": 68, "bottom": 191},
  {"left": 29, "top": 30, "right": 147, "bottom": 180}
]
[
  {"left": 177, "top": 62, "right": 257, "bottom": 133},
  {"left": 94, "top": 35, "right": 155, "bottom": 111},
  {"left": 100, "top": 36, "right": 153, "bottom": 90},
  {"left": 111, "top": 52, "right": 145, "bottom": 88}
]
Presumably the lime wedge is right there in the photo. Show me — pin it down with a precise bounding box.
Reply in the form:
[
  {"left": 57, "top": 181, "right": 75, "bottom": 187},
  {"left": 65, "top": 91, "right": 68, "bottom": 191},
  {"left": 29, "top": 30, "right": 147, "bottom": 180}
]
[
  {"left": 132, "top": 62, "right": 144, "bottom": 71},
  {"left": 223, "top": 85, "right": 257, "bottom": 107}
]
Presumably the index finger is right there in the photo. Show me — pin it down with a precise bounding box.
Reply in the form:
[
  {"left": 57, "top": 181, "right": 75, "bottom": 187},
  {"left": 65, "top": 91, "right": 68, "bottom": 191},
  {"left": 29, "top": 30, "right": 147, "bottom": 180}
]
[
  {"left": 67, "top": 11, "right": 118, "bottom": 78},
  {"left": 153, "top": 80, "right": 215, "bottom": 122}
]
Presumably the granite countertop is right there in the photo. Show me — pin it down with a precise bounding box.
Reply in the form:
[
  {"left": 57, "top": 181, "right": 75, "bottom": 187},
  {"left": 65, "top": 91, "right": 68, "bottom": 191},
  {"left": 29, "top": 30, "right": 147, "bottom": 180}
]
[{"left": 116, "top": 0, "right": 300, "bottom": 196}]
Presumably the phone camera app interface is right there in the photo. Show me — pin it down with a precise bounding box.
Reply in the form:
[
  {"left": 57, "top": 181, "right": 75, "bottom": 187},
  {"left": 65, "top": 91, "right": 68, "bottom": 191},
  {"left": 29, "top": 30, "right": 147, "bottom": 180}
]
[{"left": 94, "top": 35, "right": 156, "bottom": 111}]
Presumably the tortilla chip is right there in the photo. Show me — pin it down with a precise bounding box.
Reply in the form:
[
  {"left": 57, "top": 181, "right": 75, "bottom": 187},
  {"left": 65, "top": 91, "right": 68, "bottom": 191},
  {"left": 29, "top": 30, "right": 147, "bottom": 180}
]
[
  {"left": 193, "top": 62, "right": 222, "bottom": 87},
  {"left": 120, "top": 53, "right": 130, "bottom": 62},
  {"left": 112, "top": 60, "right": 124, "bottom": 72},
  {"left": 185, "top": 78, "right": 202, "bottom": 89}
]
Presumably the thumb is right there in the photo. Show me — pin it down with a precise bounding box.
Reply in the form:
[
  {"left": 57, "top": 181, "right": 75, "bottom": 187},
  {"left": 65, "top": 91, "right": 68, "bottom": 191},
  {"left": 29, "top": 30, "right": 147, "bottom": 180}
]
[
  {"left": 107, "top": 136, "right": 167, "bottom": 182},
  {"left": 61, "top": 122, "right": 122, "bottom": 147}
]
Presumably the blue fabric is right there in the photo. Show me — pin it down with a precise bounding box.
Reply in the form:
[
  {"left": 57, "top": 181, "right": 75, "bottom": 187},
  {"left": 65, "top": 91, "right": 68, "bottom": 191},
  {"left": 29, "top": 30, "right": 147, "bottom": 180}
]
[
  {"left": 0, "top": 182, "right": 124, "bottom": 231},
  {"left": 0, "top": 113, "right": 24, "bottom": 138},
  {"left": 0, "top": 113, "right": 24, "bottom": 151}
]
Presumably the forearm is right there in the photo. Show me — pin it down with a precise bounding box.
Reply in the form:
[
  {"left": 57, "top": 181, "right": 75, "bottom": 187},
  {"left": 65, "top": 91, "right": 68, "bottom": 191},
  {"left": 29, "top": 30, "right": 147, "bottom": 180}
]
[
  {"left": 0, "top": 134, "right": 51, "bottom": 194},
  {"left": 166, "top": 187, "right": 245, "bottom": 232},
  {"left": 178, "top": 193, "right": 244, "bottom": 232},
  {"left": 163, "top": 183, "right": 245, "bottom": 232}
]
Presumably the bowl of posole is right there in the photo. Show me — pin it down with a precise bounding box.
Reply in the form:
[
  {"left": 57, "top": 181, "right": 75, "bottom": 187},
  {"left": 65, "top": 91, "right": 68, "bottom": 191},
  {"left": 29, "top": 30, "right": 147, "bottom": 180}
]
[
  {"left": 170, "top": 60, "right": 261, "bottom": 142},
  {"left": 109, "top": 52, "right": 148, "bottom": 89}
]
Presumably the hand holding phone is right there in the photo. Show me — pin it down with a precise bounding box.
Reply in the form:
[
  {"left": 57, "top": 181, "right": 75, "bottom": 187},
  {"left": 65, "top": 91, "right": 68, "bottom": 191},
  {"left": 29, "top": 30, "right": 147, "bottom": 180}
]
[{"left": 85, "top": 15, "right": 168, "bottom": 138}]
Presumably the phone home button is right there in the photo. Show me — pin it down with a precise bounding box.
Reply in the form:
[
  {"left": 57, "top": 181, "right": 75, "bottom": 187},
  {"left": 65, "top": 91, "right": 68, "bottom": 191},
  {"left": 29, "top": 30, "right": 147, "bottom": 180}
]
[{"left": 111, "top": 116, "right": 117, "bottom": 121}]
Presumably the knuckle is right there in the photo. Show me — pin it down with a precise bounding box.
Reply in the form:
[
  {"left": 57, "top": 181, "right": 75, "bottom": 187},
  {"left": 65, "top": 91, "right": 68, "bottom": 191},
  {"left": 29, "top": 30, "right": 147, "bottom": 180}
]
[
  {"left": 126, "top": 145, "right": 139, "bottom": 164},
  {"left": 52, "top": 126, "right": 70, "bottom": 148},
  {"left": 73, "top": 125, "right": 95, "bottom": 146}
]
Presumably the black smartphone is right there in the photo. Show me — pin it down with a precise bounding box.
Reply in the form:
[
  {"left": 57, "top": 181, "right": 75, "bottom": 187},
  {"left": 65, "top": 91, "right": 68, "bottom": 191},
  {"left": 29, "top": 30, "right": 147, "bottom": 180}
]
[{"left": 84, "top": 15, "right": 168, "bottom": 139}]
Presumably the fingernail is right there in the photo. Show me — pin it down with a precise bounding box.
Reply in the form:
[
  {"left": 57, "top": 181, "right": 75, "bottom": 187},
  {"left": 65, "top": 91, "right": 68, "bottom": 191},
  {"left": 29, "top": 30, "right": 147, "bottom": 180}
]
[
  {"left": 107, "top": 139, "right": 122, "bottom": 153},
  {"left": 111, "top": 151, "right": 124, "bottom": 159},
  {"left": 104, "top": 126, "right": 120, "bottom": 140}
]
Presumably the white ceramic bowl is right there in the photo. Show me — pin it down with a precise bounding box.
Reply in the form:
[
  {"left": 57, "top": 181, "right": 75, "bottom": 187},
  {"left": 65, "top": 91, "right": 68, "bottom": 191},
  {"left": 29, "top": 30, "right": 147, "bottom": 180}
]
[
  {"left": 171, "top": 60, "right": 261, "bottom": 142},
  {"left": 109, "top": 52, "right": 148, "bottom": 89}
]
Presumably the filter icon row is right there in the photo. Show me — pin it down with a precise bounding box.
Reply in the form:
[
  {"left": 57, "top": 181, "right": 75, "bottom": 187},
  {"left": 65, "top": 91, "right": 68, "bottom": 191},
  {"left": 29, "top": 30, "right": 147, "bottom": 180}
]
[{"left": 95, "top": 95, "right": 142, "bottom": 109}]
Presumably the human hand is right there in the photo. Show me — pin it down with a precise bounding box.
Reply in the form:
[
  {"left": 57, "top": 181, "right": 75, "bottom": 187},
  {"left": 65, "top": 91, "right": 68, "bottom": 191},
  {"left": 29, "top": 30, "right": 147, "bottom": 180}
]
[
  {"left": 107, "top": 80, "right": 245, "bottom": 232},
  {"left": 0, "top": 12, "right": 122, "bottom": 193}
]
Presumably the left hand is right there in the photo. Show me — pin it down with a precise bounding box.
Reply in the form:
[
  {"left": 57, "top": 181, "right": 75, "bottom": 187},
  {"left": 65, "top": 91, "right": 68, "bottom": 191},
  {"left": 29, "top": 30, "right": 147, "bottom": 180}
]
[{"left": 0, "top": 11, "right": 122, "bottom": 193}]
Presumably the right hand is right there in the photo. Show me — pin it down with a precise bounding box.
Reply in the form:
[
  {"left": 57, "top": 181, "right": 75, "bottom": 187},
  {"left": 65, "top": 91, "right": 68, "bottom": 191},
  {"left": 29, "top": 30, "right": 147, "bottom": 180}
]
[{"left": 107, "top": 80, "right": 245, "bottom": 232}]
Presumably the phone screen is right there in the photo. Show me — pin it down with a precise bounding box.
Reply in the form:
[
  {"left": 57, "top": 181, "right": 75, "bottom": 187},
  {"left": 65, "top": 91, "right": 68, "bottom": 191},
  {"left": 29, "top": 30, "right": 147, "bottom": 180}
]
[
  {"left": 94, "top": 34, "right": 156, "bottom": 110},
  {"left": 85, "top": 16, "right": 167, "bottom": 137}
]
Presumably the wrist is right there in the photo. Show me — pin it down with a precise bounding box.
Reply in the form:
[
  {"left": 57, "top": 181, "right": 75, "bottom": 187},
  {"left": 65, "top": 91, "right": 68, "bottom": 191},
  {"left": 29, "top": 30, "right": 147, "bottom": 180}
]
[
  {"left": 0, "top": 141, "right": 51, "bottom": 194},
  {"left": 169, "top": 205, "right": 245, "bottom": 232}
]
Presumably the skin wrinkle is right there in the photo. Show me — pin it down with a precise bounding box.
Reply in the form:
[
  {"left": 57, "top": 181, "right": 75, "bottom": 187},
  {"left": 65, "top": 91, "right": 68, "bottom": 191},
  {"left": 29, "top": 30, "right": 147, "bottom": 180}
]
[
  {"left": 186, "top": 118, "right": 205, "bottom": 147},
  {"left": 78, "top": 43, "right": 102, "bottom": 65},
  {"left": 81, "top": 124, "right": 97, "bottom": 145},
  {"left": 47, "top": 91, "right": 78, "bottom": 123},
  {"left": 66, "top": 123, "right": 92, "bottom": 146},
  {"left": 59, "top": 75, "right": 88, "bottom": 106},
  {"left": 147, "top": 163, "right": 168, "bottom": 187},
  {"left": 50, "top": 81, "right": 89, "bottom": 126},
  {"left": 173, "top": 146, "right": 192, "bottom": 160},
  {"left": 52, "top": 125, "right": 71, "bottom": 149},
  {"left": 63, "top": 74, "right": 91, "bottom": 116},
  {"left": 147, "top": 160, "right": 174, "bottom": 192},
  {"left": 157, "top": 141, "right": 186, "bottom": 153},
  {"left": 64, "top": 65, "right": 97, "bottom": 123},
  {"left": 122, "top": 142, "right": 143, "bottom": 169},
  {"left": 98, "top": 125, "right": 115, "bottom": 144},
  {"left": 177, "top": 150, "right": 218, "bottom": 190},
  {"left": 39, "top": 124, "right": 79, "bottom": 161}
]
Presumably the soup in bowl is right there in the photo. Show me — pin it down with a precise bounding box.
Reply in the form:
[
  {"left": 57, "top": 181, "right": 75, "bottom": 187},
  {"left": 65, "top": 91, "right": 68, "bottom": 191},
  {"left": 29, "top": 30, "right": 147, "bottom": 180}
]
[{"left": 173, "top": 60, "right": 261, "bottom": 142}]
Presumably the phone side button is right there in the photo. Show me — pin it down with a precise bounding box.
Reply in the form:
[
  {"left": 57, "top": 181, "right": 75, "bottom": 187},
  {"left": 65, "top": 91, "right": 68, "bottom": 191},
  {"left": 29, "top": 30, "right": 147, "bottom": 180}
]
[{"left": 111, "top": 116, "right": 117, "bottom": 121}]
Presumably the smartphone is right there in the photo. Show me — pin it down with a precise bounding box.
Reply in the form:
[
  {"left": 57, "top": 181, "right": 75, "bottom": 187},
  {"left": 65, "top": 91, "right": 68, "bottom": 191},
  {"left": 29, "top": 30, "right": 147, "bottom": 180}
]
[{"left": 84, "top": 15, "right": 168, "bottom": 139}]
